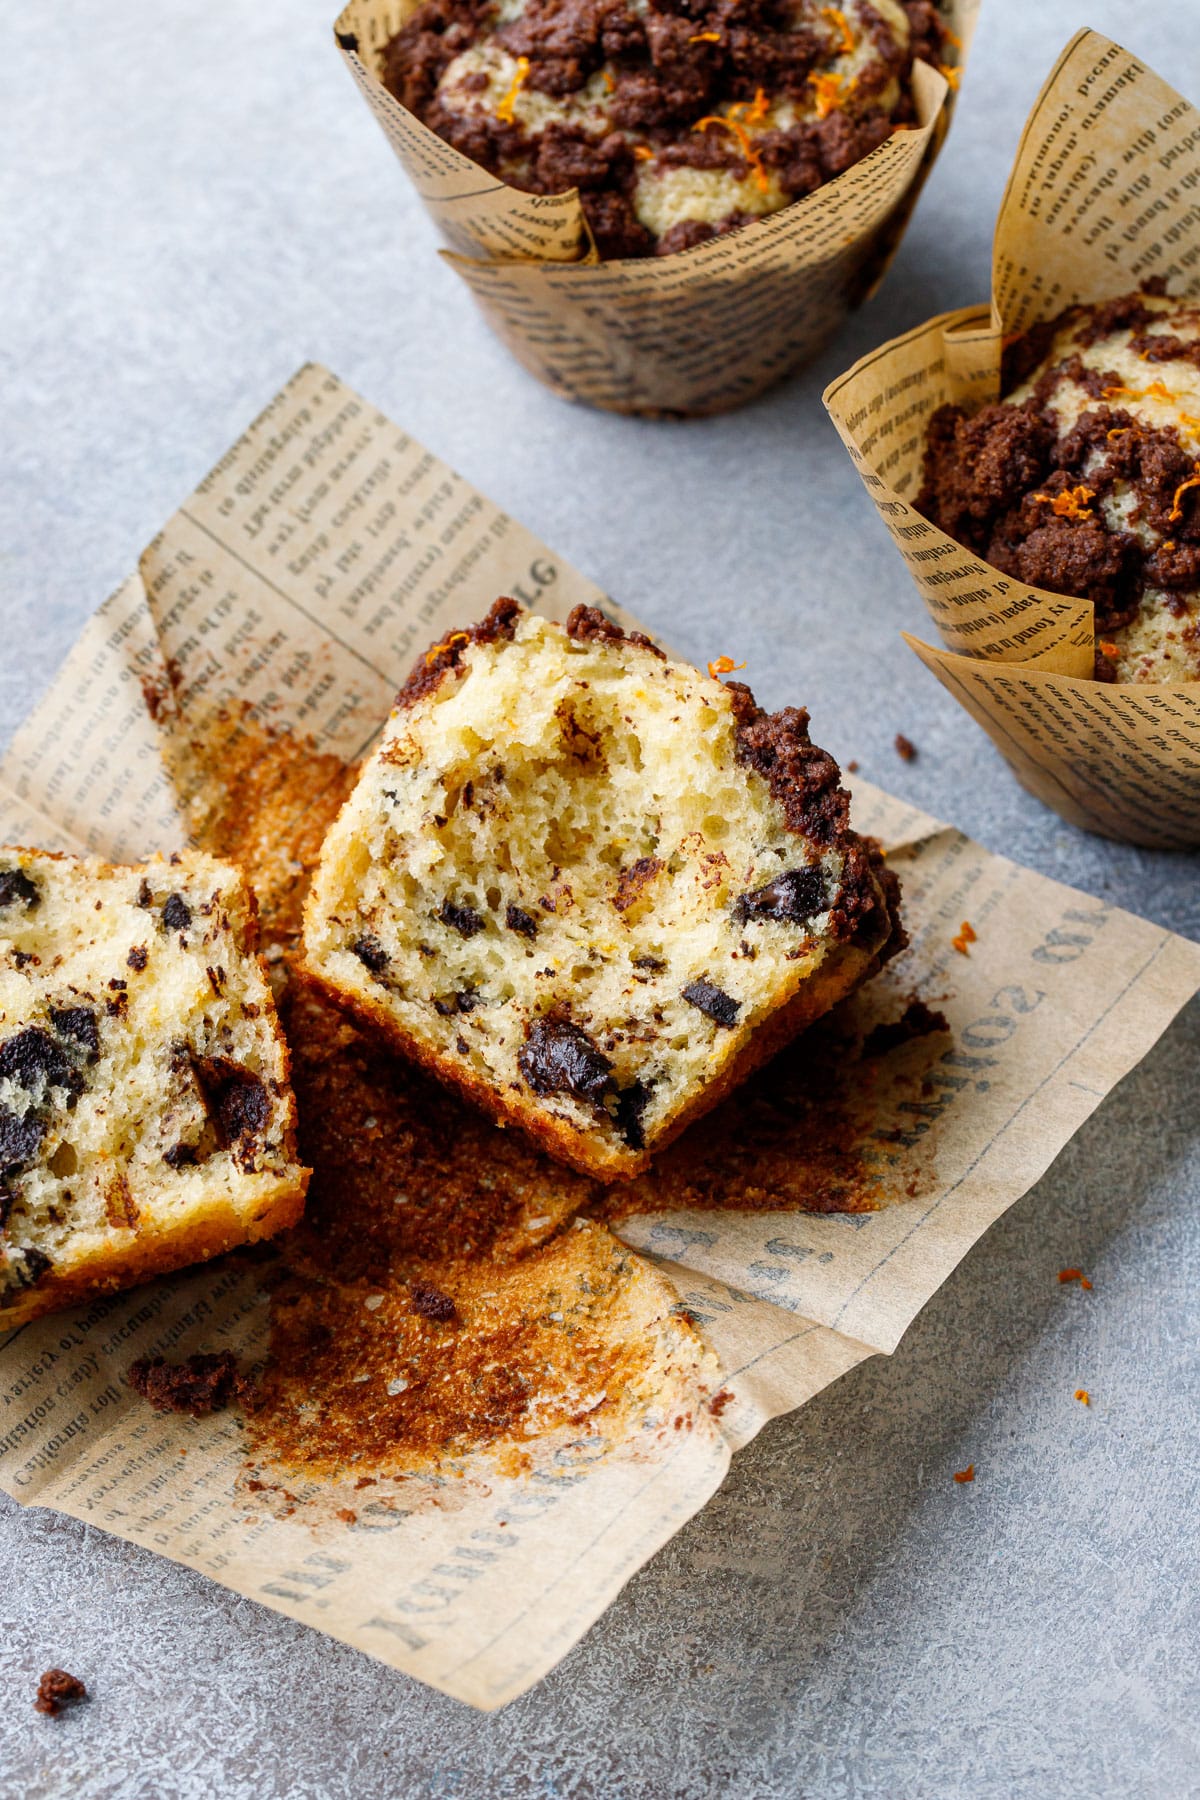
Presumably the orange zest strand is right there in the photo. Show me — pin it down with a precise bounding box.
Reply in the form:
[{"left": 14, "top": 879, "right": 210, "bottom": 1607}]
[
  {"left": 821, "top": 6, "right": 856, "bottom": 54},
  {"left": 602, "top": 67, "right": 615, "bottom": 91},
  {"left": 951, "top": 920, "right": 977, "bottom": 956},
  {"left": 942, "top": 24, "right": 964, "bottom": 48},
  {"left": 1106, "top": 426, "right": 1131, "bottom": 441},
  {"left": 1099, "top": 641, "right": 1121, "bottom": 662},
  {"left": 495, "top": 55, "right": 530, "bottom": 124},
  {"left": 1075, "top": 1389, "right": 1091, "bottom": 1405},
  {"left": 1102, "top": 384, "right": 1139, "bottom": 399},
  {"left": 808, "top": 70, "right": 846, "bottom": 118},
  {"left": 939, "top": 63, "right": 960, "bottom": 90},
  {"left": 1145, "top": 380, "right": 1173, "bottom": 400},
  {"left": 1058, "top": 1268, "right": 1094, "bottom": 1287},
  {"left": 633, "top": 144, "right": 654, "bottom": 160},
  {"left": 688, "top": 30, "right": 722, "bottom": 42},
  {"left": 1031, "top": 485, "right": 1095, "bottom": 521},
  {"left": 1169, "top": 466, "right": 1200, "bottom": 522},
  {"left": 425, "top": 631, "right": 470, "bottom": 667},
  {"left": 953, "top": 1464, "right": 976, "bottom": 1484},
  {"left": 707, "top": 655, "right": 747, "bottom": 679},
  {"left": 743, "top": 85, "right": 770, "bottom": 125},
  {"left": 692, "top": 114, "right": 771, "bottom": 193}
]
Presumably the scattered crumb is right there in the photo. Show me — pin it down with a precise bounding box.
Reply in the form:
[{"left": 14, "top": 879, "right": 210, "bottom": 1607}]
[
  {"left": 846, "top": 759, "right": 859, "bottom": 773},
  {"left": 34, "top": 1670, "right": 87, "bottom": 1717},
  {"left": 410, "top": 1281, "right": 458, "bottom": 1323},
  {"left": 953, "top": 1463, "right": 975, "bottom": 1484},
  {"left": 127, "top": 1352, "right": 255, "bottom": 1417},
  {"left": 337, "top": 1508, "right": 358, "bottom": 1523},
  {"left": 951, "top": 921, "right": 977, "bottom": 956},
  {"left": 708, "top": 1388, "right": 734, "bottom": 1418},
  {"left": 894, "top": 733, "right": 917, "bottom": 762},
  {"left": 1075, "top": 1389, "right": 1091, "bottom": 1406}
]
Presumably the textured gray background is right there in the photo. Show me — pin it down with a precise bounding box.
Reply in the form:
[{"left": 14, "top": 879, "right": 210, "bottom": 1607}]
[{"left": 2, "top": 3, "right": 1198, "bottom": 1795}]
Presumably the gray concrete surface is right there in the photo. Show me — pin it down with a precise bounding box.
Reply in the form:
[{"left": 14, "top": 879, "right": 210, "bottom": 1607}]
[{"left": 1, "top": 3, "right": 1198, "bottom": 1795}]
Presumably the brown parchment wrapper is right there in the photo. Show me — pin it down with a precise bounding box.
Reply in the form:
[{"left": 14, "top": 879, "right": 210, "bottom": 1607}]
[
  {"left": 2, "top": 364, "right": 1198, "bottom": 1710},
  {"left": 332, "top": 0, "right": 976, "bottom": 415},
  {"left": 824, "top": 30, "right": 1200, "bottom": 849}
]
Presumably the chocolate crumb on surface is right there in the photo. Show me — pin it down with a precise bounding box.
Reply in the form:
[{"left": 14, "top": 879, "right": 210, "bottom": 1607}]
[
  {"left": 411, "top": 1280, "right": 458, "bottom": 1322},
  {"left": 894, "top": 733, "right": 917, "bottom": 762},
  {"left": 127, "top": 1351, "right": 255, "bottom": 1417},
  {"left": 34, "top": 1669, "right": 87, "bottom": 1717}
]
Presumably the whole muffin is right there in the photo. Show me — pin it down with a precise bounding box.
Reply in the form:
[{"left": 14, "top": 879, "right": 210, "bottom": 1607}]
[
  {"left": 917, "top": 288, "right": 1200, "bottom": 684},
  {"left": 380, "top": 0, "right": 950, "bottom": 259}
]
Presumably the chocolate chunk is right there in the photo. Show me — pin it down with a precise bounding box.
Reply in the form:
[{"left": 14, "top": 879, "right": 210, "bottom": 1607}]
[
  {"left": 0, "top": 1028, "right": 83, "bottom": 1096},
  {"left": 518, "top": 1017, "right": 613, "bottom": 1101},
  {"left": 135, "top": 879, "right": 154, "bottom": 909},
  {"left": 50, "top": 1007, "right": 100, "bottom": 1059},
  {"left": 161, "top": 893, "right": 192, "bottom": 932},
  {"left": 735, "top": 866, "right": 828, "bottom": 926},
  {"left": 34, "top": 1669, "right": 87, "bottom": 1717},
  {"left": 682, "top": 979, "right": 741, "bottom": 1028},
  {"left": 192, "top": 1058, "right": 270, "bottom": 1147},
  {"left": 0, "top": 1106, "right": 45, "bottom": 1171},
  {"left": 352, "top": 935, "right": 389, "bottom": 974},
  {"left": 612, "top": 1079, "right": 651, "bottom": 1150},
  {"left": 127, "top": 1350, "right": 253, "bottom": 1416},
  {"left": 411, "top": 1280, "right": 458, "bottom": 1322},
  {"left": 505, "top": 904, "right": 539, "bottom": 939},
  {"left": 127, "top": 945, "right": 148, "bottom": 972},
  {"left": 163, "top": 1143, "right": 199, "bottom": 1169},
  {"left": 0, "top": 868, "right": 39, "bottom": 912},
  {"left": 438, "top": 898, "right": 485, "bottom": 938},
  {"left": 632, "top": 954, "right": 666, "bottom": 972},
  {"left": 1, "top": 1245, "right": 52, "bottom": 1294}
]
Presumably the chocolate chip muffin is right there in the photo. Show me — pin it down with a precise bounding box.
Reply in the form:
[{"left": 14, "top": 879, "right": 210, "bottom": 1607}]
[
  {"left": 917, "top": 289, "right": 1200, "bottom": 683},
  {"left": 380, "top": 0, "right": 950, "bottom": 258},
  {"left": 302, "top": 599, "right": 902, "bottom": 1181},
  {"left": 0, "top": 850, "right": 308, "bottom": 1328}
]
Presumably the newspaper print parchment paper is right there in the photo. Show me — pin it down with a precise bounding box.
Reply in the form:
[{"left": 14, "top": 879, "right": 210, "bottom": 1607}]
[
  {"left": 824, "top": 30, "right": 1200, "bottom": 849},
  {"left": 1, "top": 365, "right": 1197, "bottom": 1708},
  {"left": 331, "top": 0, "right": 977, "bottom": 415}
]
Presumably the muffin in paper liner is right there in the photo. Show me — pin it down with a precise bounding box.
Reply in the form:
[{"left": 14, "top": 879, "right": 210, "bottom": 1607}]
[
  {"left": 824, "top": 30, "right": 1200, "bottom": 850},
  {"left": 333, "top": 0, "right": 974, "bottom": 416}
]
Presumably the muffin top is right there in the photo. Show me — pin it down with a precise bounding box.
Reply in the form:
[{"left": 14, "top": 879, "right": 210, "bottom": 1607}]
[
  {"left": 381, "top": 0, "right": 949, "bottom": 258},
  {"left": 917, "top": 289, "right": 1200, "bottom": 684}
]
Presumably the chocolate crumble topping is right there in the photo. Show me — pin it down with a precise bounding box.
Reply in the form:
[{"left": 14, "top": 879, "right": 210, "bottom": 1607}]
[
  {"left": 34, "top": 1670, "right": 87, "bottom": 1717},
  {"left": 127, "top": 1350, "right": 255, "bottom": 1416}
]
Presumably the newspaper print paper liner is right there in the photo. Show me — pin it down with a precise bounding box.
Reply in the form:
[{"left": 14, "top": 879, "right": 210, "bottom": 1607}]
[
  {"left": 331, "top": 0, "right": 976, "bottom": 415},
  {"left": 823, "top": 30, "right": 1200, "bottom": 850},
  {"left": 2, "top": 365, "right": 1197, "bottom": 1710}
]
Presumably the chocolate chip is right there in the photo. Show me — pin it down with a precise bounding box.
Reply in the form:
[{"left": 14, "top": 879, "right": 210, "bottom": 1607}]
[
  {"left": 127, "top": 945, "right": 148, "bottom": 972},
  {"left": 162, "top": 893, "right": 192, "bottom": 932},
  {"left": 352, "top": 935, "right": 389, "bottom": 974},
  {"left": 433, "top": 989, "right": 480, "bottom": 1017},
  {"left": 632, "top": 954, "right": 666, "bottom": 972},
  {"left": 506, "top": 905, "right": 539, "bottom": 939},
  {"left": 682, "top": 980, "right": 741, "bottom": 1028},
  {"left": 735, "top": 866, "right": 828, "bottom": 926},
  {"left": 0, "top": 1028, "right": 83, "bottom": 1095},
  {"left": 411, "top": 1281, "right": 457, "bottom": 1322},
  {"left": 518, "top": 1018, "right": 613, "bottom": 1101},
  {"left": 163, "top": 1143, "right": 199, "bottom": 1169},
  {"left": 0, "top": 1107, "right": 45, "bottom": 1172},
  {"left": 50, "top": 1007, "right": 100, "bottom": 1059},
  {"left": 136, "top": 879, "right": 154, "bottom": 909},
  {"left": 438, "top": 898, "right": 485, "bottom": 938},
  {"left": 0, "top": 869, "right": 39, "bottom": 912},
  {"left": 612, "top": 1079, "right": 652, "bottom": 1150},
  {"left": 192, "top": 1058, "right": 270, "bottom": 1147}
]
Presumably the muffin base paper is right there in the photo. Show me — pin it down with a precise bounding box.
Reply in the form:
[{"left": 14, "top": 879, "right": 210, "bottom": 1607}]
[
  {"left": 332, "top": 0, "right": 976, "bottom": 415},
  {"left": 2, "top": 365, "right": 1198, "bottom": 1710},
  {"left": 824, "top": 30, "right": 1200, "bottom": 849}
]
